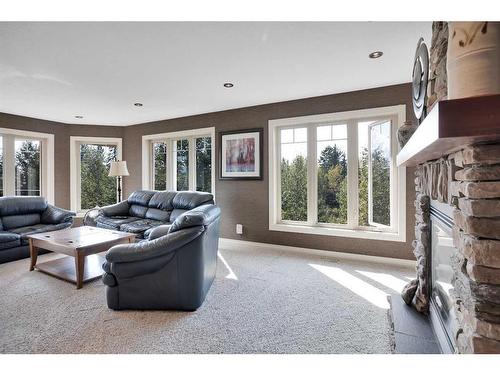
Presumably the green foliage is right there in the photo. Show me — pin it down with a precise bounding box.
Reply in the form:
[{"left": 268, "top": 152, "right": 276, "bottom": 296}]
[
  {"left": 280, "top": 154, "right": 307, "bottom": 221},
  {"left": 358, "top": 148, "right": 369, "bottom": 226},
  {"left": 153, "top": 143, "right": 167, "bottom": 190},
  {"left": 15, "top": 141, "right": 40, "bottom": 196},
  {"left": 176, "top": 140, "right": 189, "bottom": 191},
  {"left": 280, "top": 143, "right": 390, "bottom": 227},
  {"left": 80, "top": 144, "right": 117, "bottom": 209},
  {"left": 371, "top": 147, "right": 391, "bottom": 226},
  {"left": 358, "top": 146, "right": 390, "bottom": 226},
  {"left": 196, "top": 137, "right": 211, "bottom": 193},
  {"left": 317, "top": 145, "right": 347, "bottom": 224}
]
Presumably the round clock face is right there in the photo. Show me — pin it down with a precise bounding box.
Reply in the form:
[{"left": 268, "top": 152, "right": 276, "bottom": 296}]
[{"left": 412, "top": 38, "right": 429, "bottom": 121}]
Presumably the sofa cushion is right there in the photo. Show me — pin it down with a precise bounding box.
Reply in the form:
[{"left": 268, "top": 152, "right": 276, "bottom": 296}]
[
  {"left": 1, "top": 214, "right": 41, "bottom": 230},
  {"left": 127, "top": 191, "right": 156, "bottom": 206},
  {"left": 148, "top": 191, "right": 177, "bottom": 210},
  {"left": 129, "top": 205, "right": 148, "bottom": 218},
  {"left": 145, "top": 208, "right": 171, "bottom": 222},
  {"left": 0, "top": 196, "right": 48, "bottom": 216},
  {"left": 0, "top": 232, "right": 21, "bottom": 250},
  {"left": 172, "top": 191, "right": 214, "bottom": 210},
  {"left": 120, "top": 219, "right": 166, "bottom": 238},
  {"left": 96, "top": 216, "right": 141, "bottom": 230}
]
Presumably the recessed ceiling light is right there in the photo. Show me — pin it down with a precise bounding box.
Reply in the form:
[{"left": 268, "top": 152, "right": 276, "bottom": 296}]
[
  {"left": 75, "top": 115, "right": 83, "bottom": 119},
  {"left": 369, "top": 51, "right": 383, "bottom": 59},
  {"left": 134, "top": 102, "right": 143, "bottom": 107},
  {"left": 223, "top": 83, "right": 234, "bottom": 88}
]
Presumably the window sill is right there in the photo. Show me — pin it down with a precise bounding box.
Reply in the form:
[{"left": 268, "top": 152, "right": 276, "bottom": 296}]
[{"left": 269, "top": 222, "right": 406, "bottom": 242}]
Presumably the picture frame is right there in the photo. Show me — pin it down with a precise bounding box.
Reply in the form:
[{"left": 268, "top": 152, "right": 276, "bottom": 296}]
[{"left": 219, "top": 128, "right": 263, "bottom": 180}]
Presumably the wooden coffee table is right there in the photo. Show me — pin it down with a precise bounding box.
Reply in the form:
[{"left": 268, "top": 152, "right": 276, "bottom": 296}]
[{"left": 28, "top": 226, "right": 136, "bottom": 289}]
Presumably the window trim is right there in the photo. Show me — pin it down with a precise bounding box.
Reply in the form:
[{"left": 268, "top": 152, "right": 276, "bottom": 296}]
[
  {"left": 0, "top": 127, "right": 55, "bottom": 204},
  {"left": 268, "top": 105, "right": 406, "bottom": 242},
  {"left": 141, "top": 127, "right": 215, "bottom": 194},
  {"left": 70, "top": 136, "right": 123, "bottom": 215}
]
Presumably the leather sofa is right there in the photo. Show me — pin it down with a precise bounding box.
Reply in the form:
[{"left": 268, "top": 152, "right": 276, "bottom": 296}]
[
  {"left": 101, "top": 191, "right": 221, "bottom": 311},
  {"left": 95, "top": 190, "right": 215, "bottom": 239},
  {"left": 0, "top": 196, "right": 75, "bottom": 264}
]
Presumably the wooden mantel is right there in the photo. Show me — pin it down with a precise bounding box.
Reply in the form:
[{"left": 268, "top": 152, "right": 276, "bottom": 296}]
[{"left": 396, "top": 95, "right": 500, "bottom": 167}]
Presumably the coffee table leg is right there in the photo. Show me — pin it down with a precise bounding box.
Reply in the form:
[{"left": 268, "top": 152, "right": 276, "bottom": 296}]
[
  {"left": 29, "top": 239, "right": 38, "bottom": 271},
  {"left": 75, "top": 252, "right": 84, "bottom": 289}
]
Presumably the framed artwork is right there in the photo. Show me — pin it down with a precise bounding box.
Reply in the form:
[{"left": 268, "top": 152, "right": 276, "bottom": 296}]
[{"left": 219, "top": 128, "right": 263, "bottom": 180}]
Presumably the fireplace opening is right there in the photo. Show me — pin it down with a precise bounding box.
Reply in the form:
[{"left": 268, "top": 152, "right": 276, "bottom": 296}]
[{"left": 430, "top": 200, "right": 458, "bottom": 353}]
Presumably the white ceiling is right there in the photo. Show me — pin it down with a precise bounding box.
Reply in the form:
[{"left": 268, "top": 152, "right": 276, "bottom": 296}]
[{"left": 0, "top": 22, "right": 431, "bottom": 126}]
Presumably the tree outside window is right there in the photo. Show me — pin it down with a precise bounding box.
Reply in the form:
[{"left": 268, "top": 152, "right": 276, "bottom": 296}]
[
  {"left": 80, "top": 144, "right": 117, "bottom": 209},
  {"left": 15, "top": 140, "right": 41, "bottom": 196}
]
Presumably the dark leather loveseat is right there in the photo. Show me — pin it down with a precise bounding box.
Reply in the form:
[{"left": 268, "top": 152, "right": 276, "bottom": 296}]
[
  {"left": 0, "top": 196, "right": 76, "bottom": 264},
  {"left": 100, "top": 190, "right": 221, "bottom": 311}
]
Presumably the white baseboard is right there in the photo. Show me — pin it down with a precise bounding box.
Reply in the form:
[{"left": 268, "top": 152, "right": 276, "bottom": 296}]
[{"left": 219, "top": 237, "right": 416, "bottom": 268}]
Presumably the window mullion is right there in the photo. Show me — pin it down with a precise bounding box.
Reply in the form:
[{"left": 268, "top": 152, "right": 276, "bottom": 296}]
[
  {"left": 150, "top": 142, "right": 155, "bottom": 189},
  {"left": 275, "top": 128, "right": 282, "bottom": 223},
  {"left": 390, "top": 115, "right": 397, "bottom": 231},
  {"left": 367, "top": 124, "right": 374, "bottom": 225},
  {"left": 76, "top": 142, "right": 82, "bottom": 211},
  {"left": 347, "top": 120, "right": 358, "bottom": 229},
  {"left": 307, "top": 124, "right": 317, "bottom": 226}
]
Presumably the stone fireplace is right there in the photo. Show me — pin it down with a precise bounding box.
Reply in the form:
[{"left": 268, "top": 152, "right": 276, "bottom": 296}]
[{"left": 398, "top": 95, "right": 500, "bottom": 353}]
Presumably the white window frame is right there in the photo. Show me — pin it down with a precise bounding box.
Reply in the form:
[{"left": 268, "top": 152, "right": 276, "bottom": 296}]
[
  {"left": 70, "top": 136, "right": 123, "bottom": 215},
  {"left": 142, "top": 127, "right": 215, "bottom": 194},
  {"left": 268, "top": 105, "right": 406, "bottom": 242},
  {"left": 0, "top": 127, "right": 55, "bottom": 204}
]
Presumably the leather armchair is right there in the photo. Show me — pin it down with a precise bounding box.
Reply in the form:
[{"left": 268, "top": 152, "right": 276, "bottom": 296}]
[{"left": 102, "top": 204, "right": 221, "bottom": 311}]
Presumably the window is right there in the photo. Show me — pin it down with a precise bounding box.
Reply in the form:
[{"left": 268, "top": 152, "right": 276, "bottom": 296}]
[
  {"left": 0, "top": 129, "right": 54, "bottom": 202},
  {"left": 174, "top": 139, "right": 189, "bottom": 191},
  {"left": 152, "top": 142, "right": 167, "bottom": 190},
  {"left": 317, "top": 124, "right": 348, "bottom": 225},
  {"left": 269, "top": 106, "right": 406, "bottom": 242},
  {"left": 0, "top": 136, "right": 3, "bottom": 197},
  {"left": 70, "top": 137, "right": 122, "bottom": 213},
  {"left": 195, "top": 137, "right": 212, "bottom": 193},
  {"left": 142, "top": 127, "right": 215, "bottom": 194},
  {"left": 359, "top": 119, "right": 392, "bottom": 227},
  {"left": 280, "top": 128, "right": 307, "bottom": 222},
  {"left": 15, "top": 139, "right": 41, "bottom": 196}
]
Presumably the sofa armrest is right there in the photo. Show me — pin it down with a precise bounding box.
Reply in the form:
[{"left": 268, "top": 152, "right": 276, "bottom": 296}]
[
  {"left": 0, "top": 231, "right": 21, "bottom": 242},
  {"left": 106, "top": 226, "right": 205, "bottom": 263},
  {"left": 147, "top": 224, "right": 172, "bottom": 240},
  {"left": 99, "top": 201, "right": 130, "bottom": 217},
  {"left": 41, "top": 204, "right": 76, "bottom": 225},
  {"left": 169, "top": 204, "right": 220, "bottom": 233}
]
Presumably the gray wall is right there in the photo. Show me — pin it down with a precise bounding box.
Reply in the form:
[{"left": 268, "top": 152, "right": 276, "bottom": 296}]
[{"left": 0, "top": 82, "right": 416, "bottom": 259}]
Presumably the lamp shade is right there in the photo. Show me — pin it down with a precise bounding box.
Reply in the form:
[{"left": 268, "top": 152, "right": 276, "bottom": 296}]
[{"left": 108, "top": 161, "right": 130, "bottom": 177}]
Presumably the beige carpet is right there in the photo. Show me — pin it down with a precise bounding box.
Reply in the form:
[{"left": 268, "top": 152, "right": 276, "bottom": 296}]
[{"left": 0, "top": 244, "right": 413, "bottom": 353}]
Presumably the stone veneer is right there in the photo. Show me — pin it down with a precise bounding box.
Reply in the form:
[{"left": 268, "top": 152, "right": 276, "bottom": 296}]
[{"left": 402, "top": 142, "right": 500, "bottom": 353}]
